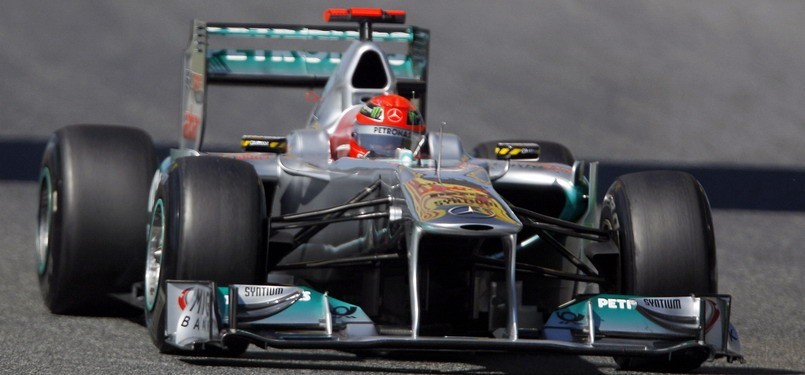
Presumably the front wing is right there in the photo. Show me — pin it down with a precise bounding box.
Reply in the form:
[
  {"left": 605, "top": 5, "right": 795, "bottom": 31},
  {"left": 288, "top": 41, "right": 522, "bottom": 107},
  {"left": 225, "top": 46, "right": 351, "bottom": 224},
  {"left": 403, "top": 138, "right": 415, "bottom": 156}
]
[{"left": 165, "top": 281, "right": 743, "bottom": 363}]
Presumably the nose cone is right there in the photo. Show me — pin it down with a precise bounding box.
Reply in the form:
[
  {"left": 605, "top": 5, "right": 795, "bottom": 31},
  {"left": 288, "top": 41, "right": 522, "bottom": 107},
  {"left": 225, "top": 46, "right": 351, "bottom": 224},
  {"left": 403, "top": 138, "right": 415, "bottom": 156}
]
[{"left": 398, "top": 165, "right": 522, "bottom": 236}]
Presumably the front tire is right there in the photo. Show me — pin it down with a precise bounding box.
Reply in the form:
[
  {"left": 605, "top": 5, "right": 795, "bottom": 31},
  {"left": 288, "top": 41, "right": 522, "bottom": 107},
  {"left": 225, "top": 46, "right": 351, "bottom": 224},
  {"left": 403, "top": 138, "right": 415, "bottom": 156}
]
[
  {"left": 600, "top": 171, "right": 716, "bottom": 372},
  {"left": 600, "top": 171, "right": 716, "bottom": 296},
  {"left": 145, "top": 156, "right": 266, "bottom": 355},
  {"left": 37, "top": 125, "right": 156, "bottom": 314}
]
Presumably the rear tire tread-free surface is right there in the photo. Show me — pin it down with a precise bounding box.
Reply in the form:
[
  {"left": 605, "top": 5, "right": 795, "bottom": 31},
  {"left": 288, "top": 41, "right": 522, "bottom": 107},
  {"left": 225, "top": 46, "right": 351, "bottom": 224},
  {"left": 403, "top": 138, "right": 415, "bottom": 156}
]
[{"left": 38, "top": 124, "right": 156, "bottom": 314}]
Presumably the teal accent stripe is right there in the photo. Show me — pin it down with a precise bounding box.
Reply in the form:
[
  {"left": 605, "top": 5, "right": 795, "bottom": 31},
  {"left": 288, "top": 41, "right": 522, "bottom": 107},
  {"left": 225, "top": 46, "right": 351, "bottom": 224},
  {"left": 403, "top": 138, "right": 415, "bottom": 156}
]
[{"left": 207, "top": 49, "right": 421, "bottom": 81}]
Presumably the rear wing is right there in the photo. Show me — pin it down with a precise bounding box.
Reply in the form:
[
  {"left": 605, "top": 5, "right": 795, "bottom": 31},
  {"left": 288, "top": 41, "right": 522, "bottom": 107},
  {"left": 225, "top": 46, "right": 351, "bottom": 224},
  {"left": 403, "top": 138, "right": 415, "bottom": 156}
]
[{"left": 180, "top": 18, "right": 430, "bottom": 150}]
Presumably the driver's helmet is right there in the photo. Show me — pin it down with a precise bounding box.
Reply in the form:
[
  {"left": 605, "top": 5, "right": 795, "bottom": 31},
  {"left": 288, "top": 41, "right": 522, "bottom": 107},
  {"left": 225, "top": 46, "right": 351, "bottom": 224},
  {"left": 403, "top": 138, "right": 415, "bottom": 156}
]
[{"left": 349, "top": 94, "right": 425, "bottom": 158}]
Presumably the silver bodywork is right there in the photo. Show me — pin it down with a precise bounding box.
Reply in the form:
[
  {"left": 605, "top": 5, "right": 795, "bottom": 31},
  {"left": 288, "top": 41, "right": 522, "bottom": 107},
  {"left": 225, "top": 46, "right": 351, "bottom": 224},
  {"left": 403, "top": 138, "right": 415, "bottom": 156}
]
[
  {"left": 307, "top": 41, "right": 395, "bottom": 131},
  {"left": 148, "top": 16, "right": 743, "bottom": 365}
]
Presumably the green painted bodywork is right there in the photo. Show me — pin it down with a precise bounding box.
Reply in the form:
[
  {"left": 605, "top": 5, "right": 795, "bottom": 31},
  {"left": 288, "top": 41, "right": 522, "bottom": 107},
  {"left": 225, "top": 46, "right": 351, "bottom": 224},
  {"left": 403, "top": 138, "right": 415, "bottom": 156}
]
[
  {"left": 558, "top": 182, "right": 588, "bottom": 221},
  {"left": 207, "top": 49, "right": 420, "bottom": 82},
  {"left": 203, "top": 24, "right": 426, "bottom": 82},
  {"left": 545, "top": 294, "right": 698, "bottom": 340},
  {"left": 215, "top": 286, "right": 371, "bottom": 327}
]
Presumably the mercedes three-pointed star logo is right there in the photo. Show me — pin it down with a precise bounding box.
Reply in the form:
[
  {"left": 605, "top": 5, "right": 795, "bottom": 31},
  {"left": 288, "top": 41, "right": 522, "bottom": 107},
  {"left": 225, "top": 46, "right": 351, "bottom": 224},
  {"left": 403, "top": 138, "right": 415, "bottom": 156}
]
[
  {"left": 386, "top": 108, "right": 403, "bottom": 123},
  {"left": 447, "top": 206, "right": 496, "bottom": 219}
]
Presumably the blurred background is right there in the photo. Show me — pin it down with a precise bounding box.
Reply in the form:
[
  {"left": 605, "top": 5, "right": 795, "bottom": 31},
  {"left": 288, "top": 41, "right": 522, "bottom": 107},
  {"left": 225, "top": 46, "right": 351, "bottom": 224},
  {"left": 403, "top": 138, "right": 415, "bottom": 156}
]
[{"left": 2, "top": 0, "right": 804, "bottom": 208}]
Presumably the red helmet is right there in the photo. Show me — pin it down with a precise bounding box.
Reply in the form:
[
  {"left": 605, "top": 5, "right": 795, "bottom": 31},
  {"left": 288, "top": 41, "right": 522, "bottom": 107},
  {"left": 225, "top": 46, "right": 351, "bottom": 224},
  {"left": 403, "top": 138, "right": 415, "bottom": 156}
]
[{"left": 349, "top": 94, "right": 425, "bottom": 158}]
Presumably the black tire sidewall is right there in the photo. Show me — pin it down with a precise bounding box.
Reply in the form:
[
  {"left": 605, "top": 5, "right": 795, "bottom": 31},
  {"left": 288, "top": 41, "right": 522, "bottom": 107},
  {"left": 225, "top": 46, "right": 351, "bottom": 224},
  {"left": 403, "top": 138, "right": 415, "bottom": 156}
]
[
  {"left": 145, "top": 189, "right": 171, "bottom": 352},
  {"left": 38, "top": 135, "right": 68, "bottom": 311},
  {"left": 38, "top": 125, "right": 156, "bottom": 314},
  {"left": 601, "top": 171, "right": 717, "bottom": 371},
  {"left": 601, "top": 171, "right": 716, "bottom": 296},
  {"left": 146, "top": 156, "right": 266, "bottom": 354}
]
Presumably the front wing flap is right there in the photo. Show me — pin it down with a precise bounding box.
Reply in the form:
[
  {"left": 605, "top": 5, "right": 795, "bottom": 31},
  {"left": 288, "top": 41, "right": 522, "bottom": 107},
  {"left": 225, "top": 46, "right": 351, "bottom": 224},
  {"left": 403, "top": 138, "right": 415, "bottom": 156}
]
[
  {"left": 165, "top": 281, "right": 742, "bottom": 363},
  {"left": 165, "top": 281, "right": 375, "bottom": 349},
  {"left": 544, "top": 294, "right": 742, "bottom": 362}
]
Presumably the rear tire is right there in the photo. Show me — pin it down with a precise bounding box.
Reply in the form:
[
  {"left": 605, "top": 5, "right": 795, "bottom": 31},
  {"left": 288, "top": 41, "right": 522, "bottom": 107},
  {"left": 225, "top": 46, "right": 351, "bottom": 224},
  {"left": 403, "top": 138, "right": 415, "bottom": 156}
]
[
  {"left": 37, "top": 125, "right": 156, "bottom": 314},
  {"left": 600, "top": 171, "right": 716, "bottom": 372},
  {"left": 145, "top": 156, "right": 266, "bottom": 356}
]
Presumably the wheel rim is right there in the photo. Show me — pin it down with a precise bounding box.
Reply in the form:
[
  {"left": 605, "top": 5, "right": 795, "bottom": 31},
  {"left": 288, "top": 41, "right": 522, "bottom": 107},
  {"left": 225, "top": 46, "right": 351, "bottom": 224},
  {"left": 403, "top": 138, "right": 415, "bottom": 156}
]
[
  {"left": 145, "top": 199, "right": 164, "bottom": 311},
  {"left": 36, "top": 168, "right": 54, "bottom": 275}
]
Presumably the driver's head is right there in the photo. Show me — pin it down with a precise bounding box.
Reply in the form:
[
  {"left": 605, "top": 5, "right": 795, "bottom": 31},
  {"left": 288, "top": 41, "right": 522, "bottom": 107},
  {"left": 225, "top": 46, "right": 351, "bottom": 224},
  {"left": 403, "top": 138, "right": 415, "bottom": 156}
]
[{"left": 349, "top": 94, "right": 425, "bottom": 158}]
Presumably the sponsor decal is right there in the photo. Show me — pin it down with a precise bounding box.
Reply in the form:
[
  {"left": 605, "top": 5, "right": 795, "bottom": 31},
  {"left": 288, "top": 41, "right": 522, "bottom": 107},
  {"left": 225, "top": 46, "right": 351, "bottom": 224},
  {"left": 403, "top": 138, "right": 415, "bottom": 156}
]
[
  {"left": 233, "top": 286, "right": 305, "bottom": 321},
  {"left": 243, "top": 286, "right": 284, "bottom": 297},
  {"left": 597, "top": 297, "right": 637, "bottom": 310},
  {"left": 635, "top": 296, "right": 699, "bottom": 317},
  {"left": 182, "top": 112, "right": 201, "bottom": 140},
  {"left": 386, "top": 108, "right": 403, "bottom": 123},
  {"left": 225, "top": 50, "right": 348, "bottom": 65},
  {"left": 234, "top": 153, "right": 273, "bottom": 160},
  {"left": 174, "top": 286, "right": 213, "bottom": 346},
  {"left": 236, "top": 285, "right": 308, "bottom": 306},
  {"left": 181, "top": 69, "right": 204, "bottom": 142},
  {"left": 331, "top": 305, "right": 358, "bottom": 318},
  {"left": 191, "top": 72, "right": 204, "bottom": 93},
  {"left": 408, "top": 110, "right": 421, "bottom": 125},
  {"left": 635, "top": 296, "right": 701, "bottom": 333},
  {"left": 403, "top": 174, "right": 516, "bottom": 223},
  {"left": 557, "top": 310, "right": 585, "bottom": 324},
  {"left": 373, "top": 125, "right": 408, "bottom": 137},
  {"left": 729, "top": 324, "right": 739, "bottom": 342},
  {"left": 703, "top": 299, "right": 721, "bottom": 333},
  {"left": 355, "top": 125, "right": 411, "bottom": 138},
  {"left": 360, "top": 103, "right": 383, "bottom": 120},
  {"left": 643, "top": 298, "right": 682, "bottom": 309},
  {"left": 246, "top": 140, "right": 269, "bottom": 147}
]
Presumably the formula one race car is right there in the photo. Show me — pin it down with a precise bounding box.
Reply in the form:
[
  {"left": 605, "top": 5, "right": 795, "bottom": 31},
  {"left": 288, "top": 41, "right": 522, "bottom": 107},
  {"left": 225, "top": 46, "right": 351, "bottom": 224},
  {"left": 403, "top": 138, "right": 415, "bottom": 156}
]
[{"left": 36, "top": 8, "right": 743, "bottom": 372}]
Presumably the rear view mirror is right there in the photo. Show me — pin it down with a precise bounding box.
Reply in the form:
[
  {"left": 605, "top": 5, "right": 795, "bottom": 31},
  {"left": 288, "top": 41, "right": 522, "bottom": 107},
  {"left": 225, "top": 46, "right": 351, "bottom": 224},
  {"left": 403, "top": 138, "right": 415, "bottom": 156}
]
[
  {"left": 495, "top": 142, "right": 540, "bottom": 160},
  {"left": 241, "top": 135, "right": 288, "bottom": 153}
]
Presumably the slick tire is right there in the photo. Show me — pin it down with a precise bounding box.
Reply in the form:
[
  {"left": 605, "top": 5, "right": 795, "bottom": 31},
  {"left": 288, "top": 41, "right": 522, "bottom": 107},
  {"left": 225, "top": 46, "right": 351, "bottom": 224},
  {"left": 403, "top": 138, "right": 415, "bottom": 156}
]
[
  {"left": 145, "top": 156, "right": 266, "bottom": 356},
  {"left": 599, "top": 171, "right": 716, "bottom": 372},
  {"left": 37, "top": 125, "right": 156, "bottom": 314},
  {"left": 472, "top": 140, "right": 574, "bottom": 165}
]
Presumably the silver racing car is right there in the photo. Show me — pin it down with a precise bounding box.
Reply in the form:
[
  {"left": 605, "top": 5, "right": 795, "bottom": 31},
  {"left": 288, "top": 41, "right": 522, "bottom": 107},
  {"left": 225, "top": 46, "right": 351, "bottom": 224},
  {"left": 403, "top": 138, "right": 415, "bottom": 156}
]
[{"left": 36, "top": 8, "right": 743, "bottom": 372}]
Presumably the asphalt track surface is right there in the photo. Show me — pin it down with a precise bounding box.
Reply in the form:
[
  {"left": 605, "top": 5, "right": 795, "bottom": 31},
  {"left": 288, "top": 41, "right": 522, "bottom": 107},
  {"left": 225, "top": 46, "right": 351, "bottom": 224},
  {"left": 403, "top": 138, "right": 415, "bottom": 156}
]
[
  {"left": 2, "top": 182, "right": 803, "bottom": 374},
  {"left": 1, "top": 1, "right": 804, "bottom": 374}
]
